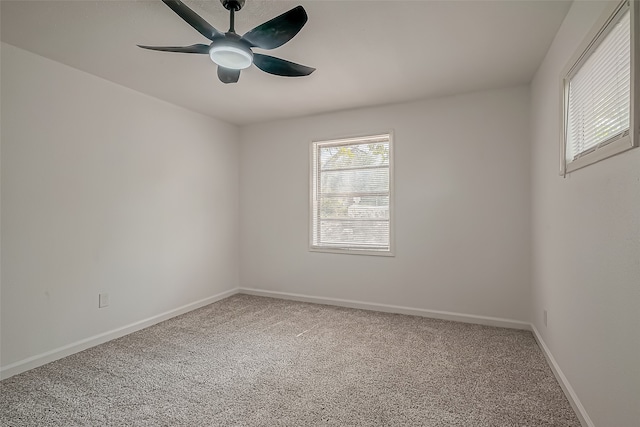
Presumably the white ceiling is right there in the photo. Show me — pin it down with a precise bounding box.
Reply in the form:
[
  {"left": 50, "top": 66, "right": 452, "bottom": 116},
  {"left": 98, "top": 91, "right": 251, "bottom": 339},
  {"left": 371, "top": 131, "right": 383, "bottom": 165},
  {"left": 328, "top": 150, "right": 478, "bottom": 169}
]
[{"left": 0, "top": 0, "right": 571, "bottom": 125}]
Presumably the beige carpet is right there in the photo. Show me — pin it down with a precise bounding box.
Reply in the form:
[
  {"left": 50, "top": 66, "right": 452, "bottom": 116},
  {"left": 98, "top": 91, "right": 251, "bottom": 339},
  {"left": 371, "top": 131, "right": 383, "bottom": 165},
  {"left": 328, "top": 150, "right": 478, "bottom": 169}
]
[{"left": 1, "top": 294, "right": 580, "bottom": 426}]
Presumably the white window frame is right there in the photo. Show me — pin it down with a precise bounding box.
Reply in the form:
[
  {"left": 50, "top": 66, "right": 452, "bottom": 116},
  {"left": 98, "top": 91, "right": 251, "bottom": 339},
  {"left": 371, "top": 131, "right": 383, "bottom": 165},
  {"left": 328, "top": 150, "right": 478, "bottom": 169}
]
[
  {"left": 560, "top": 0, "right": 639, "bottom": 175},
  {"left": 309, "top": 132, "right": 394, "bottom": 257}
]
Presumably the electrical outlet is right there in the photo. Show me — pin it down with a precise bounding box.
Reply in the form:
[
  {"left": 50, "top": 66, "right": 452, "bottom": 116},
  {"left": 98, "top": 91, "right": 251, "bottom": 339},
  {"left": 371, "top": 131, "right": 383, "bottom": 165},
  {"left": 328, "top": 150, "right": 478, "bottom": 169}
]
[
  {"left": 99, "top": 293, "right": 110, "bottom": 308},
  {"left": 543, "top": 310, "right": 548, "bottom": 327}
]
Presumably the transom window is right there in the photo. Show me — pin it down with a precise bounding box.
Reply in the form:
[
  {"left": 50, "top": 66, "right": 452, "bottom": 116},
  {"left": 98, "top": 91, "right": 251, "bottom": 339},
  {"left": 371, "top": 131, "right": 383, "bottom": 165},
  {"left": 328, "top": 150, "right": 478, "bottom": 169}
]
[{"left": 310, "top": 133, "right": 393, "bottom": 256}]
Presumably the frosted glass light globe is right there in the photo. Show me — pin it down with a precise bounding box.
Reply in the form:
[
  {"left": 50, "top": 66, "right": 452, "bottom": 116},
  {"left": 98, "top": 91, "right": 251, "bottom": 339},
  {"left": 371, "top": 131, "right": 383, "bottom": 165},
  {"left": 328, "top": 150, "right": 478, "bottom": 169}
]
[{"left": 209, "top": 45, "right": 253, "bottom": 70}]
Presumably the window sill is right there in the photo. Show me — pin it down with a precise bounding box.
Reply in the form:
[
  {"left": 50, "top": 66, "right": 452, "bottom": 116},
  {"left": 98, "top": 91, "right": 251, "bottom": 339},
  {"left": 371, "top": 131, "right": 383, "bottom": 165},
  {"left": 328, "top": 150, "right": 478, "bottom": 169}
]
[
  {"left": 564, "top": 134, "right": 636, "bottom": 174},
  {"left": 309, "top": 247, "right": 395, "bottom": 257}
]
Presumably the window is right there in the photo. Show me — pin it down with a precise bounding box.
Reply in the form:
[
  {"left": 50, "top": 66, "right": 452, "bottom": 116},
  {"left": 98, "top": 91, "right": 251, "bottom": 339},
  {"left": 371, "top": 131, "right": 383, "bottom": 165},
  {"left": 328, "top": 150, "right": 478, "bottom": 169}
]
[
  {"left": 310, "top": 133, "right": 393, "bottom": 256},
  {"left": 561, "top": 0, "right": 639, "bottom": 174}
]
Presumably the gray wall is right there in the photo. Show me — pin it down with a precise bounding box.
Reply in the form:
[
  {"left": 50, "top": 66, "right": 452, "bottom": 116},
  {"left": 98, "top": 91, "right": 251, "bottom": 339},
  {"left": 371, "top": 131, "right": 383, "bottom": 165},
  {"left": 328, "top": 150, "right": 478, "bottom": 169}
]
[
  {"left": 240, "top": 86, "right": 531, "bottom": 322},
  {"left": 530, "top": 2, "right": 640, "bottom": 426},
  {"left": 1, "top": 43, "right": 240, "bottom": 369}
]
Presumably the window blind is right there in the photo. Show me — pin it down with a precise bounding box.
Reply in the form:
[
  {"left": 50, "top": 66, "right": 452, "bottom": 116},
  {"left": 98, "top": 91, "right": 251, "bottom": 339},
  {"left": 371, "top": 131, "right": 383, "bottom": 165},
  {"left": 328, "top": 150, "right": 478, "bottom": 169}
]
[
  {"left": 567, "top": 7, "right": 631, "bottom": 161},
  {"left": 311, "top": 134, "right": 391, "bottom": 253}
]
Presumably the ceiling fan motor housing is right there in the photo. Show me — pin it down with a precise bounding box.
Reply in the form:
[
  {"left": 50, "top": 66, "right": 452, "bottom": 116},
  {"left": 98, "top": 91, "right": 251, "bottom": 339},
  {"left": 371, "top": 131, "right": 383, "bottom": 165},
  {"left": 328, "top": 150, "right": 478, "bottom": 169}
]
[{"left": 221, "top": 0, "right": 245, "bottom": 12}]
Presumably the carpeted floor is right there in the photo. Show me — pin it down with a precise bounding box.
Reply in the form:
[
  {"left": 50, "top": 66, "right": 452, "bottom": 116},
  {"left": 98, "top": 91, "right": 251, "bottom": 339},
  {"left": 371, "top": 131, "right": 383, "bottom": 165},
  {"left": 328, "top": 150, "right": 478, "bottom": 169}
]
[{"left": 1, "top": 294, "right": 580, "bottom": 426}]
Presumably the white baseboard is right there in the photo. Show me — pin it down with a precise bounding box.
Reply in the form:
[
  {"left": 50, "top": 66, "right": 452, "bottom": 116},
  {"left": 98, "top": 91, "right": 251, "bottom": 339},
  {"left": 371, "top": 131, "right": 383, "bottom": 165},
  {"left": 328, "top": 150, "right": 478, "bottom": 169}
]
[
  {"left": 0, "top": 287, "right": 240, "bottom": 380},
  {"left": 239, "top": 287, "right": 530, "bottom": 330},
  {"left": 530, "top": 325, "right": 594, "bottom": 427}
]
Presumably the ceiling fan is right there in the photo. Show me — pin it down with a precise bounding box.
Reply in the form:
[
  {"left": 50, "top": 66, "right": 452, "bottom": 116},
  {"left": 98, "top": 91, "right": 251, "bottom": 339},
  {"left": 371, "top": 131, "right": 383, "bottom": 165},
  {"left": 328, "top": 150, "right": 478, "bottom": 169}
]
[{"left": 138, "top": 0, "right": 315, "bottom": 84}]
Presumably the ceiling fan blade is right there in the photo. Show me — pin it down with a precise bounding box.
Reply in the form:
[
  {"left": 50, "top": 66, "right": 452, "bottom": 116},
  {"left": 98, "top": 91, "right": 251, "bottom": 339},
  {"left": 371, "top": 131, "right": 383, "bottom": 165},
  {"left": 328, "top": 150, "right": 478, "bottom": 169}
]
[
  {"left": 137, "top": 44, "right": 211, "bottom": 54},
  {"left": 253, "top": 54, "right": 315, "bottom": 77},
  {"left": 217, "top": 67, "right": 241, "bottom": 84},
  {"left": 241, "top": 5, "right": 308, "bottom": 50},
  {"left": 162, "top": 0, "right": 222, "bottom": 41}
]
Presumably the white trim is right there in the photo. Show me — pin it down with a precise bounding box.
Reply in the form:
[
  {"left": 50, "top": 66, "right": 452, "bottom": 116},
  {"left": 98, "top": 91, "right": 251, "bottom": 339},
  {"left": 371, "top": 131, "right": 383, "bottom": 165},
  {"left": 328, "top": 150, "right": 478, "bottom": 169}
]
[
  {"left": 308, "top": 247, "right": 396, "bottom": 257},
  {"left": 239, "top": 287, "right": 530, "bottom": 330},
  {"left": 0, "top": 288, "right": 240, "bottom": 380},
  {"left": 632, "top": 0, "right": 640, "bottom": 149},
  {"left": 565, "top": 134, "right": 633, "bottom": 173},
  {"left": 530, "top": 325, "right": 595, "bottom": 427}
]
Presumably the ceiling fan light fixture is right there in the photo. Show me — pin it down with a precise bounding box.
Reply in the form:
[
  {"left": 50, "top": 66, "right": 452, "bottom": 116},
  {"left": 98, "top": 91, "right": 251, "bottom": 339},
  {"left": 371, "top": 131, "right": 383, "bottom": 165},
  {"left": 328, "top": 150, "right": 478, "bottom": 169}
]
[
  {"left": 139, "top": 1, "right": 314, "bottom": 83},
  {"left": 209, "top": 44, "right": 253, "bottom": 70}
]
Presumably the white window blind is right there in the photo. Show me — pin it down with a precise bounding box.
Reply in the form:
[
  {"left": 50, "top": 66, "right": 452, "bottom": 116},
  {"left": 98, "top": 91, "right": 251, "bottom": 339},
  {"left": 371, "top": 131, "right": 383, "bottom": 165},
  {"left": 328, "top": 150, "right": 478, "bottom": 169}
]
[
  {"left": 310, "top": 134, "right": 392, "bottom": 255},
  {"left": 565, "top": 5, "right": 631, "bottom": 164}
]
